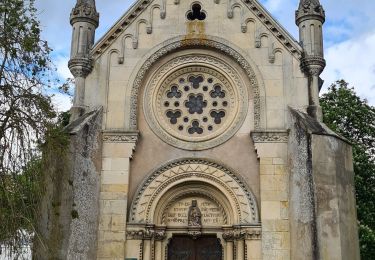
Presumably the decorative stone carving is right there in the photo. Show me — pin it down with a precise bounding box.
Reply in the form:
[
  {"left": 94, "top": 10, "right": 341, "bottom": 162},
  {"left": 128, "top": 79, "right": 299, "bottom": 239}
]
[
  {"left": 70, "top": 0, "right": 99, "bottom": 27},
  {"left": 143, "top": 55, "right": 247, "bottom": 150},
  {"left": 129, "top": 159, "right": 259, "bottom": 224},
  {"left": 126, "top": 230, "right": 146, "bottom": 240},
  {"left": 128, "top": 36, "right": 265, "bottom": 131},
  {"left": 68, "top": 57, "right": 94, "bottom": 79},
  {"left": 300, "top": 54, "right": 326, "bottom": 77},
  {"left": 251, "top": 131, "right": 289, "bottom": 143},
  {"left": 188, "top": 200, "right": 202, "bottom": 227},
  {"left": 222, "top": 230, "right": 235, "bottom": 241},
  {"left": 92, "top": 0, "right": 301, "bottom": 58},
  {"left": 102, "top": 131, "right": 139, "bottom": 143},
  {"left": 242, "top": 229, "right": 262, "bottom": 240},
  {"left": 296, "top": 0, "right": 325, "bottom": 24}
]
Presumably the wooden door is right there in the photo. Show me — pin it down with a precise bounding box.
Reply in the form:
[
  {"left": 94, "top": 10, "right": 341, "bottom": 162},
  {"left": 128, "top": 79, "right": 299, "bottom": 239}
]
[{"left": 168, "top": 235, "right": 222, "bottom": 260}]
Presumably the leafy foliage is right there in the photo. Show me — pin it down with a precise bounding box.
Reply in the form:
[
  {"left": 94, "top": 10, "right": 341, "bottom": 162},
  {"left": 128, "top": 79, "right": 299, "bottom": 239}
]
[
  {"left": 320, "top": 80, "right": 375, "bottom": 259},
  {"left": 0, "top": 0, "right": 69, "bottom": 255}
]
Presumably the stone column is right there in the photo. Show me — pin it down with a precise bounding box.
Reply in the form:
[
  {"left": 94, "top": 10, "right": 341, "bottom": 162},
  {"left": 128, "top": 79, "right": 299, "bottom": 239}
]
[
  {"left": 236, "top": 239, "right": 245, "bottom": 260},
  {"left": 143, "top": 225, "right": 155, "bottom": 260},
  {"left": 97, "top": 131, "right": 138, "bottom": 259},
  {"left": 154, "top": 227, "right": 166, "bottom": 260},
  {"left": 223, "top": 228, "right": 235, "bottom": 260}
]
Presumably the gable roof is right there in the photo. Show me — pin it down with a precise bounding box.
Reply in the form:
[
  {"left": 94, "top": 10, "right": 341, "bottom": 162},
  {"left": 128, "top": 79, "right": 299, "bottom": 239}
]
[{"left": 91, "top": 0, "right": 302, "bottom": 57}]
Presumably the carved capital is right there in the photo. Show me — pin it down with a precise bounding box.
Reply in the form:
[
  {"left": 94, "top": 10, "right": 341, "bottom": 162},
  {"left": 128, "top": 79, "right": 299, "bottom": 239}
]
[
  {"left": 251, "top": 130, "right": 289, "bottom": 143},
  {"left": 102, "top": 131, "right": 139, "bottom": 143},
  {"left": 154, "top": 228, "right": 167, "bottom": 241},
  {"left": 70, "top": 3, "right": 99, "bottom": 27},
  {"left": 222, "top": 230, "right": 235, "bottom": 242}
]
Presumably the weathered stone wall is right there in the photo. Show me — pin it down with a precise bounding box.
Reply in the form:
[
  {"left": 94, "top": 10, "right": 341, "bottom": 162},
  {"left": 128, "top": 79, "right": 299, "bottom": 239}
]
[
  {"left": 288, "top": 108, "right": 360, "bottom": 260},
  {"left": 34, "top": 109, "right": 102, "bottom": 260},
  {"left": 312, "top": 135, "right": 360, "bottom": 260}
]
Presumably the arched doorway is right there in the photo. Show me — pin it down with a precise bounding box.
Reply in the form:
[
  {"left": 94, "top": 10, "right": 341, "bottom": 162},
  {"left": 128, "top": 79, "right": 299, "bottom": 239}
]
[{"left": 126, "top": 159, "right": 261, "bottom": 260}]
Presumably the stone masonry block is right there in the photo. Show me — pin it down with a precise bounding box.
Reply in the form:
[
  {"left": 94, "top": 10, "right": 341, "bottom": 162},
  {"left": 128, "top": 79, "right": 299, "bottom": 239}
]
[
  {"left": 101, "top": 184, "right": 128, "bottom": 193},
  {"left": 97, "top": 241, "right": 124, "bottom": 258},
  {"left": 101, "top": 170, "right": 129, "bottom": 185},
  {"left": 261, "top": 201, "right": 281, "bottom": 219},
  {"left": 260, "top": 165, "right": 275, "bottom": 175},
  {"left": 100, "top": 200, "right": 127, "bottom": 215},
  {"left": 99, "top": 214, "right": 126, "bottom": 231}
]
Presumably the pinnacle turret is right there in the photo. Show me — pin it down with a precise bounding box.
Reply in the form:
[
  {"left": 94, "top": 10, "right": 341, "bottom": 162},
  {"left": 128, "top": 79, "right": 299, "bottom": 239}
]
[
  {"left": 296, "top": 0, "right": 325, "bottom": 25},
  {"left": 70, "top": 0, "right": 99, "bottom": 28},
  {"left": 68, "top": 0, "right": 99, "bottom": 120},
  {"left": 296, "top": 0, "right": 326, "bottom": 121}
]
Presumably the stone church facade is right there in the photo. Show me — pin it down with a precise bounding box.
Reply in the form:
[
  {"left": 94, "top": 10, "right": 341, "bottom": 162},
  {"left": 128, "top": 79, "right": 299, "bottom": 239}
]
[{"left": 34, "top": 0, "right": 360, "bottom": 259}]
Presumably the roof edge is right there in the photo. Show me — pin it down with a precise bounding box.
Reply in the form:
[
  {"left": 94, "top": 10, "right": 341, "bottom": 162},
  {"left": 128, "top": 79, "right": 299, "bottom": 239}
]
[{"left": 91, "top": 0, "right": 302, "bottom": 57}]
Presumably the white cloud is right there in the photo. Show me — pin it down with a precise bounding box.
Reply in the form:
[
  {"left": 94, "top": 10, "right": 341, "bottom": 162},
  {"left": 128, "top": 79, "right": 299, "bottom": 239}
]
[
  {"left": 321, "top": 31, "right": 375, "bottom": 105},
  {"left": 55, "top": 55, "right": 72, "bottom": 80},
  {"left": 51, "top": 93, "right": 72, "bottom": 113}
]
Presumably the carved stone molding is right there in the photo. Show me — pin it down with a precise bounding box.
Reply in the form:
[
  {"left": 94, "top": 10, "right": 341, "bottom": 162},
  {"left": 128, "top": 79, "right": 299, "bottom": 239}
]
[
  {"left": 129, "top": 159, "right": 259, "bottom": 224},
  {"left": 251, "top": 130, "right": 289, "bottom": 143},
  {"left": 129, "top": 37, "right": 263, "bottom": 131},
  {"left": 92, "top": 0, "right": 301, "bottom": 58},
  {"left": 300, "top": 55, "right": 326, "bottom": 77},
  {"left": 102, "top": 131, "right": 139, "bottom": 143},
  {"left": 126, "top": 230, "right": 146, "bottom": 240},
  {"left": 68, "top": 57, "right": 94, "bottom": 78},
  {"left": 126, "top": 226, "right": 167, "bottom": 241},
  {"left": 222, "top": 226, "right": 262, "bottom": 241}
]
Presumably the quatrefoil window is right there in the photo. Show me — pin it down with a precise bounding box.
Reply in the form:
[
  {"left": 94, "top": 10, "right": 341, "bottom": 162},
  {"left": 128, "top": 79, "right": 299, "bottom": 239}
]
[{"left": 187, "top": 4, "right": 206, "bottom": 21}]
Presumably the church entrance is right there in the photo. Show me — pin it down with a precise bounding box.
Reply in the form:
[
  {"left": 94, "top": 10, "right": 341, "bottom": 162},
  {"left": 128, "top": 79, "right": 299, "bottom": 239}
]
[{"left": 167, "top": 235, "right": 222, "bottom": 260}]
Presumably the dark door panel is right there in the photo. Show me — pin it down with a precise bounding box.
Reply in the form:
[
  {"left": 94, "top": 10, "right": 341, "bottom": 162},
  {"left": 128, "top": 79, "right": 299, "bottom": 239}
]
[{"left": 168, "top": 235, "right": 222, "bottom": 260}]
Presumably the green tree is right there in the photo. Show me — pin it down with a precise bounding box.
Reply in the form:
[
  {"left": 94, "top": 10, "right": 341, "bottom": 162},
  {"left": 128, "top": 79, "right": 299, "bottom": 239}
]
[
  {"left": 320, "top": 80, "right": 375, "bottom": 259},
  {"left": 0, "top": 0, "right": 63, "bottom": 255}
]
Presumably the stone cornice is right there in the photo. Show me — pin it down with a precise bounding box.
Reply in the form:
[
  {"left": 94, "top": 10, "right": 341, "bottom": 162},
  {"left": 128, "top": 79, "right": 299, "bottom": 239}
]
[
  {"left": 91, "top": 0, "right": 302, "bottom": 58},
  {"left": 102, "top": 130, "right": 139, "bottom": 143},
  {"left": 251, "top": 130, "right": 289, "bottom": 143}
]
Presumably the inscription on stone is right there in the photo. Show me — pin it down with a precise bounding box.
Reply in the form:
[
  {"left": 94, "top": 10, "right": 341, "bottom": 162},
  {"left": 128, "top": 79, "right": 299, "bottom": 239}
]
[{"left": 165, "top": 197, "right": 225, "bottom": 226}]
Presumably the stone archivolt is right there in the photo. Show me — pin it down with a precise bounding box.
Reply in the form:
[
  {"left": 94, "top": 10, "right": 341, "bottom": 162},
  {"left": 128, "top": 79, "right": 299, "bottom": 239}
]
[{"left": 129, "top": 159, "right": 259, "bottom": 225}]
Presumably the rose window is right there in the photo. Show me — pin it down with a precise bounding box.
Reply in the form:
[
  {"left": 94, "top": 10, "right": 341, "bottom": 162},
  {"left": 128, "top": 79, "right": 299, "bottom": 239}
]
[
  {"left": 156, "top": 67, "right": 235, "bottom": 140},
  {"left": 143, "top": 55, "right": 248, "bottom": 150}
]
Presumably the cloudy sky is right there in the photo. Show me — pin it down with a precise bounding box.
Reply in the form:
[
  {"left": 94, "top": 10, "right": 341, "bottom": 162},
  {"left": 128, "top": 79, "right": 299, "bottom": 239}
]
[{"left": 34, "top": 0, "right": 375, "bottom": 111}]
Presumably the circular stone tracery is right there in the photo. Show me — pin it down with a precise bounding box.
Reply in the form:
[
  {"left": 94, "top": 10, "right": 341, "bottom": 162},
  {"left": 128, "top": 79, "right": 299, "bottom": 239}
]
[
  {"left": 160, "top": 68, "right": 232, "bottom": 137},
  {"left": 144, "top": 55, "right": 248, "bottom": 150}
]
